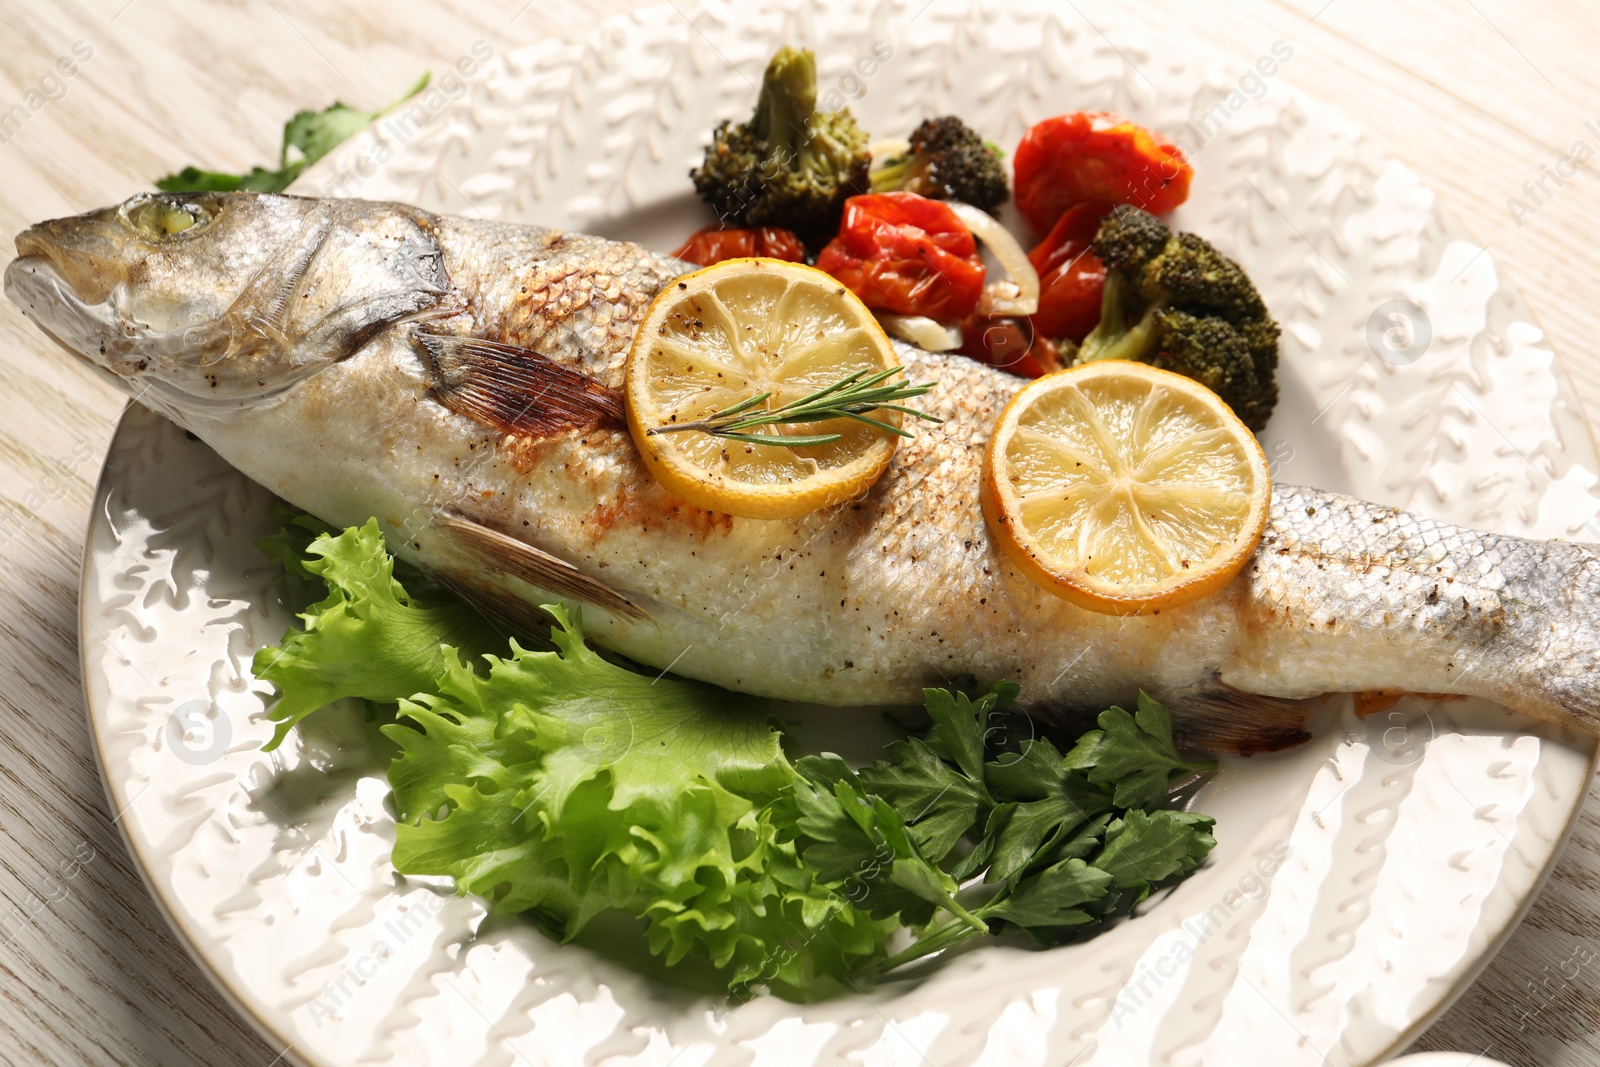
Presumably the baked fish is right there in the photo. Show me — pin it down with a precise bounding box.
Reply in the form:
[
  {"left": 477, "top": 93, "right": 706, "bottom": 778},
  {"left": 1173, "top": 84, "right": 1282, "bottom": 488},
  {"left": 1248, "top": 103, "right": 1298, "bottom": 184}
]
[{"left": 9, "top": 191, "right": 1600, "bottom": 750}]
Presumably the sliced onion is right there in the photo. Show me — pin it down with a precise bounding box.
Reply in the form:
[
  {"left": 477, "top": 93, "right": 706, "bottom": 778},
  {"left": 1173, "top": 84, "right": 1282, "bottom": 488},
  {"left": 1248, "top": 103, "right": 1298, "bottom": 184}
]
[
  {"left": 947, "top": 200, "right": 1039, "bottom": 317},
  {"left": 878, "top": 313, "right": 963, "bottom": 352}
]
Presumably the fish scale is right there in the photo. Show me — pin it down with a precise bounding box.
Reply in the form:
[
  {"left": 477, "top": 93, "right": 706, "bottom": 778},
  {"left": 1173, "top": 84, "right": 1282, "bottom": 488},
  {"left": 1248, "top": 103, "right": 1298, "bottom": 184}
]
[
  {"left": 1234, "top": 484, "right": 1600, "bottom": 726},
  {"left": 6, "top": 191, "right": 1599, "bottom": 751}
]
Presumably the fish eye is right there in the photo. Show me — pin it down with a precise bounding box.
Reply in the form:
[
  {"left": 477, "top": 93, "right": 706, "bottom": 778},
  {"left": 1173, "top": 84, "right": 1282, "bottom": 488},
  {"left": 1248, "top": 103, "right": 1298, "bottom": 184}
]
[{"left": 120, "top": 193, "right": 222, "bottom": 240}]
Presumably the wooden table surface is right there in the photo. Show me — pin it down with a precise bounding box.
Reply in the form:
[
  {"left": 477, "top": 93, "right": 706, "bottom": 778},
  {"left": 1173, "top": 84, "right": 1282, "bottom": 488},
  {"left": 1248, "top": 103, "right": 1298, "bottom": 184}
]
[{"left": 1, "top": 1, "right": 1597, "bottom": 1064}]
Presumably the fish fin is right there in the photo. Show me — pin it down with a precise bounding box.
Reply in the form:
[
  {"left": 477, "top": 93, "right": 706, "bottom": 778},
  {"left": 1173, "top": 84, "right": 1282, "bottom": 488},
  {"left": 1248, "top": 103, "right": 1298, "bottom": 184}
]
[
  {"left": 429, "top": 570, "right": 557, "bottom": 650},
  {"left": 1021, "top": 679, "right": 1317, "bottom": 757},
  {"left": 1164, "top": 681, "right": 1318, "bottom": 756},
  {"left": 436, "top": 514, "right": 648, "bottom": 623},
  {"left": 413, "top": 331, "right": 624, "bottom": 437}
]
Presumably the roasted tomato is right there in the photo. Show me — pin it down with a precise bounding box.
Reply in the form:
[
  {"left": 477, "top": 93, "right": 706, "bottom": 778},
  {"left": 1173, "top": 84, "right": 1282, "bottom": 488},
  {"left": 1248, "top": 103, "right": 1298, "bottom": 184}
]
[
  {"left": 1028, "top": 200, "right": 1111, "bottom": 343},
  {"left": 815, "top": 192, "right": 985, "bottom": 323},
  {"left": 671, "top": 226, "right": 807, "bottom": 266},
  {"left": 1013, "top": 112, "right": 1192, "bottom": 233},
  {"left": 958, "top": 314, "right": 1062, "bottom": 379}
]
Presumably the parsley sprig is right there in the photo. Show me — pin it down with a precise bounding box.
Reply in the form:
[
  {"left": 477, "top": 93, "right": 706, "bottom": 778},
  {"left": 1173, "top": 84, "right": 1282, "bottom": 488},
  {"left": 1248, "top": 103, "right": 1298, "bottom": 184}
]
[
  {"left": 774, "top": 684, "right": 1217, "bottom": 970},
  {"left": 156, "top": 75, "right": 429, "bottom": 194}
]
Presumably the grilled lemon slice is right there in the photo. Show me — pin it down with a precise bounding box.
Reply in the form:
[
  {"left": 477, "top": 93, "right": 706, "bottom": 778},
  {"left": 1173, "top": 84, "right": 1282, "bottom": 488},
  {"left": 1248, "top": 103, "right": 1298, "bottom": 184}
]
[
  {"left": 982, "top": 361, "right": 1269, "bottom": 614},
  {"left": 626, "top": 258, "right": 904, "bottom": 519}
]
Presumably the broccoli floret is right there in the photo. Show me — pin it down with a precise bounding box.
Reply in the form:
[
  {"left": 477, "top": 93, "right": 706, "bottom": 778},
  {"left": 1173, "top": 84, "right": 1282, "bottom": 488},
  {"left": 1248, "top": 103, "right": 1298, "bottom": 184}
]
[
  {"left": 868, "top": 116, "right": 1009, "bottom": 214},
  {"left": 690, "top": 47, "right": 870, "bottom": 241},
  {"left": 1144, "top": 233, "right": 1269, "bottom": 322},
  {"left": 1237, "top": 316, "right": 1281, "bottom": 377},
  {"left": 1076, "top": 206, "right": 1280, "bottom": 431},
  {"left": 1092, "top": 204, "right": 1171, "bottom": 276},
  {"left": 1150, "top": 311, "right": 1278, "bottom": 432}
]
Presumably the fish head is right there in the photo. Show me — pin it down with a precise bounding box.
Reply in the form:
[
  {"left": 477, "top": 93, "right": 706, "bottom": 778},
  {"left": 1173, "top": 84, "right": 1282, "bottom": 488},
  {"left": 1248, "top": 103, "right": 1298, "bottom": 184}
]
[{"left": 5, "top": 191, "right": 454, "bottom": 411}]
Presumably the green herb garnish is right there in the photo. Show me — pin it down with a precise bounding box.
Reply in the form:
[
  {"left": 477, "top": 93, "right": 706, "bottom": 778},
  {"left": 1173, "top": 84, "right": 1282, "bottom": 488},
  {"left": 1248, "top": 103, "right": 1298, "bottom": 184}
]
[
  {"left": 254, "top": 521, "right": 888, "bottom": 994},
  {"left": 254, "top": 516, "right": 1218, "bottom": 994},
  {"left": 155, "top": 74, "right": 429, "bottom": 194},
  {"left": 797, "top": 684, "right": 1217, "bottom": 970},
  {"left": 645, "top": 366, "right": 942, "bottom": 448}
]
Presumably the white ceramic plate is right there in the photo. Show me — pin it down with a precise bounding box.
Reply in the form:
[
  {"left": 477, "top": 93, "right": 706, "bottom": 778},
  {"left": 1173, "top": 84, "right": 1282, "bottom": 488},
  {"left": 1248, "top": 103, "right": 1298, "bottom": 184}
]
[{"left": 82, "top": 1, "right": 1600, "bottom": 1065}]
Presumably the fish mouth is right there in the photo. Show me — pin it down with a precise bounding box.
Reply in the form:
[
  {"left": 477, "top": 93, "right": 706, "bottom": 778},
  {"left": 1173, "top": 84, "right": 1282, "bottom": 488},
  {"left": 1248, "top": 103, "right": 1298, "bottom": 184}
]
[
  {"left": 5, "top": 252, "right": 202, "bottom": 422},
  {"left": 4, "top": 249, "right": 131, "bottom": 381},
  {"left": 14, "top": 224, "right": 128, "bottom": 306},
  {"left": 5, "top": 251, "right": 84, "bottom": 329},
  {"left": 6, "top": 243, "right": 309, "bottom": 418}
]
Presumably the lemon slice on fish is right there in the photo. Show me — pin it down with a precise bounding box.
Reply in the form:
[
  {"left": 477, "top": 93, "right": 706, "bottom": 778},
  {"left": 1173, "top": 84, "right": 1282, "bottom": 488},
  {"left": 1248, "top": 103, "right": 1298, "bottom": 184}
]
[
  {"left": 626, "top": 257, "right": 905, "bottom": 519},
  {"left": 982, "top": 361, "right": 1270, "bottom": 615}
]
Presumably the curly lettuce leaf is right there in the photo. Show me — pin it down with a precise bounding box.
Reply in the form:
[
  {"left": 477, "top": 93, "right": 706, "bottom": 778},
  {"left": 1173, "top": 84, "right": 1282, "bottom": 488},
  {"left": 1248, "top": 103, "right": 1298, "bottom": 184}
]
[
  {"left": 383, "top": 605, "right": 887, "bottom": 990},
  {"left": 253, "top": 519, "right": 885, "bottom": 990},
  {"left": 251, "top": 519, "right": 500, "bottom": 749}
]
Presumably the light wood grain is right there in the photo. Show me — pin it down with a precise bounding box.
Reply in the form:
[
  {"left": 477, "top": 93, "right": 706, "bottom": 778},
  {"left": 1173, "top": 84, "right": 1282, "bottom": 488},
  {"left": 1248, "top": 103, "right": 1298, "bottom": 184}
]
[{"left": 0, "top": 1, "right": 1595, "bottom": 1064}]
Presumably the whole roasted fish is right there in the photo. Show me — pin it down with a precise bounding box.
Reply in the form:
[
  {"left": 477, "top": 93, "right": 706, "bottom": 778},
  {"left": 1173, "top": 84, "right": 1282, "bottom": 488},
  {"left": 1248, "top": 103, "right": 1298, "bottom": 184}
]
[{"left": 9, "top": 191, "right": 1600, "bottom": 750}]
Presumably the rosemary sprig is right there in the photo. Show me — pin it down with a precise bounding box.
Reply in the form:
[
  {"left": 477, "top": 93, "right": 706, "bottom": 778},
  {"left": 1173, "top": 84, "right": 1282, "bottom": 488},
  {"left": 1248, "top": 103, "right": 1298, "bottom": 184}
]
[{"left": 646, "top": 367, "right": 942, "bottom": 448}]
